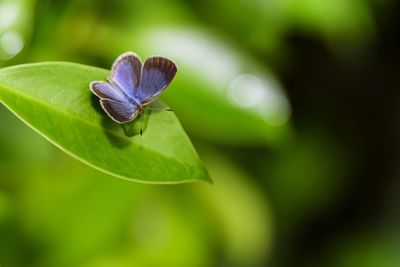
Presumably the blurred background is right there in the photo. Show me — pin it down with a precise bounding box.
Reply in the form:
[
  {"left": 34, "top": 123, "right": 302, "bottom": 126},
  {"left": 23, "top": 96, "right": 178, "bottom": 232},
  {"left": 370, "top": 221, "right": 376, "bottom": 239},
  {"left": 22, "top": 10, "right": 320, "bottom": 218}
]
[{"left": 0, "top": 0, "right": 399, "bottom": 266}]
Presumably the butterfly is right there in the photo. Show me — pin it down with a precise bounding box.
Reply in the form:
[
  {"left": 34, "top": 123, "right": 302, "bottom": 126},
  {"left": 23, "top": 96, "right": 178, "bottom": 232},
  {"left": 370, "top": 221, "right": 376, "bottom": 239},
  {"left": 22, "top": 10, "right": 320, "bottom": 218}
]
[{"left": 90, "top": 52, "right": 177, "bottom": 124}]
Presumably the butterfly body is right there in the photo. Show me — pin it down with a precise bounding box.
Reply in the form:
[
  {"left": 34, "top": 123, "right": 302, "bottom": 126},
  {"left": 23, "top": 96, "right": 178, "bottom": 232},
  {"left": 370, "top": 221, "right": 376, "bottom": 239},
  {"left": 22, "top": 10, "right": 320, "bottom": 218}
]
[{"left": 90, "top": 52, "right": 177, "bottom": 124}]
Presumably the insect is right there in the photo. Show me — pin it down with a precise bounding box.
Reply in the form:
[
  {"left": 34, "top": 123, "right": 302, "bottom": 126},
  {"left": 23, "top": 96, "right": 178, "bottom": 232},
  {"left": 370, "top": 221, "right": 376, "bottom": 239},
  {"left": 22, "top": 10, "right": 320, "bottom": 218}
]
[{"left": 90, "top": 51, "right": 177, "bottom": 124}]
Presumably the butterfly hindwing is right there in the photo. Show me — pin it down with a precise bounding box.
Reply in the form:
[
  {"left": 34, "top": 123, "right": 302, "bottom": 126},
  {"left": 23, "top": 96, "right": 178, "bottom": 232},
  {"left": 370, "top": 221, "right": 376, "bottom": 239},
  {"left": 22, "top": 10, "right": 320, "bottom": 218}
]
[
  {"left": 109, "top": 52, "right": 142, "bottom": 98},
  {"left": 138, "top": 56, "right": 177, "bottom": 105},
  {"left": 100, "top": 99, "right": 139, "bottom": 123}
]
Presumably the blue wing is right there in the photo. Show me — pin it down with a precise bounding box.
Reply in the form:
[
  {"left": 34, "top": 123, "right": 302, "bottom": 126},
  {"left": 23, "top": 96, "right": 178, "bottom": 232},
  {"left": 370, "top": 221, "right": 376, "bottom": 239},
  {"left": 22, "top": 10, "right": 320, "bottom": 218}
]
[
  {"left": 109, "top": 52, "right": 142, "bottom": 99},
  {"left": 90, "top": 81, "right": 139, "bottom": 123},
  {"left": 90, "top": 81, "right": 126, "bottom": 102},
  {"left": 137, "top": 56, "right": 177, "bottom": 105},
  {"left": 100, "top": 99, "right": 139, "bottom": 123}
]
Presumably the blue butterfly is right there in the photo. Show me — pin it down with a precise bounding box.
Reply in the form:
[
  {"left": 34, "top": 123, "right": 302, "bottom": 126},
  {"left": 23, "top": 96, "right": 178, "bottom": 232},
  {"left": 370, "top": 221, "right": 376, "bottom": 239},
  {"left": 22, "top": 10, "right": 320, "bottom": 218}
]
[{"left": 90, "top": 52, "right": 177, "bottom": 123}]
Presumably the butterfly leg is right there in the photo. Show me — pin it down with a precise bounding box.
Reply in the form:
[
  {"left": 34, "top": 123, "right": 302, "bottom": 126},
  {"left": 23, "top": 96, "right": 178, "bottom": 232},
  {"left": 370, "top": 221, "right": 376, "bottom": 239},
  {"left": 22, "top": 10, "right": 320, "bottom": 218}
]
[{"left": 140, "top": 112, "right": 144, "bottom": 136}]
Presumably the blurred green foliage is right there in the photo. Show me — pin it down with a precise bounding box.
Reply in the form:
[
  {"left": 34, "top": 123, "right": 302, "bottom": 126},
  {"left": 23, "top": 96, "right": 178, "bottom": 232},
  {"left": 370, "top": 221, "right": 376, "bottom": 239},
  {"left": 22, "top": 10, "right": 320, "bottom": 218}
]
[{"left": 1, "top": 0, "right": 399, "bottom": 266}]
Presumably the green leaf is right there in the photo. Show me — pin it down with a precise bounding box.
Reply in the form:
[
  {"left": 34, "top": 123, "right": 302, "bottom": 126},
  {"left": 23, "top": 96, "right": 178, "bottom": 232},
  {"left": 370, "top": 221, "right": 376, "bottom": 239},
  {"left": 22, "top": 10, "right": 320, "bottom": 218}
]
[{"left": 0, "top": 62, "right": 210, "bottom": 184}]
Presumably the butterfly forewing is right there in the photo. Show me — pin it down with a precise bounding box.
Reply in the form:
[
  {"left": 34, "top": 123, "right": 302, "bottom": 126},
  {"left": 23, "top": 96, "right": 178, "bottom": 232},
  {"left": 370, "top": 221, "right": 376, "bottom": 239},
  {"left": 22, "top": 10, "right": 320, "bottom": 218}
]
[
  {"left": 138, "top": 57, "right": 177, "bottom": 105},
  {"left": 109, "top": 52, "right": 142, "bottom": 98}
]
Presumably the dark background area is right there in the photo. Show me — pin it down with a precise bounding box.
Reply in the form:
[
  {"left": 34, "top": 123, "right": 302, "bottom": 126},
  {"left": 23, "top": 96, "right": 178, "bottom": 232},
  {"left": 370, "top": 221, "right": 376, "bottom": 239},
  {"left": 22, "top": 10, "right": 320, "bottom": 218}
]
[{"left": 278, "top": 3, "right": 400, "bottom": 266}]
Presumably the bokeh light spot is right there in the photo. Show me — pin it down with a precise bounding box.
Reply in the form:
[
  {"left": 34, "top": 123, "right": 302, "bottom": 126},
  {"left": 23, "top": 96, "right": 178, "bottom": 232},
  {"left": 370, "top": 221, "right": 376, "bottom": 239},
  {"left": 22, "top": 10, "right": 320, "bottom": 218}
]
[
  {"left": 228, "top": 74, "right": 267, "bottom": 108},
  {"left": 228, "top": 74, "right": 291, "bottom": 126},
  {"left": 0, "top": 31, "right": 24, "bottom": 60}
]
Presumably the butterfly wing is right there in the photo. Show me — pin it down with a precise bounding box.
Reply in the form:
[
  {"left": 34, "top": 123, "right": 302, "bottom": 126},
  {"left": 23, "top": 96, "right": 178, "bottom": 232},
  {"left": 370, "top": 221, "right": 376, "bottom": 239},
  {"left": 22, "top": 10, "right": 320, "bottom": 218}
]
[
  {"left": 138, "top": 56, "right": 177, "bottom": 105},
  {"left": 109, "top": 51, "right": 142, "bottom": 98},
  {"left": 90, "top": 81, "right": 126, "bottom": 102},
  {"left": 90, "top": 81, "right": 138, "bottom": 124},
  {"left": 100, "top": 99, "right": 139, "bottom": 123}
]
